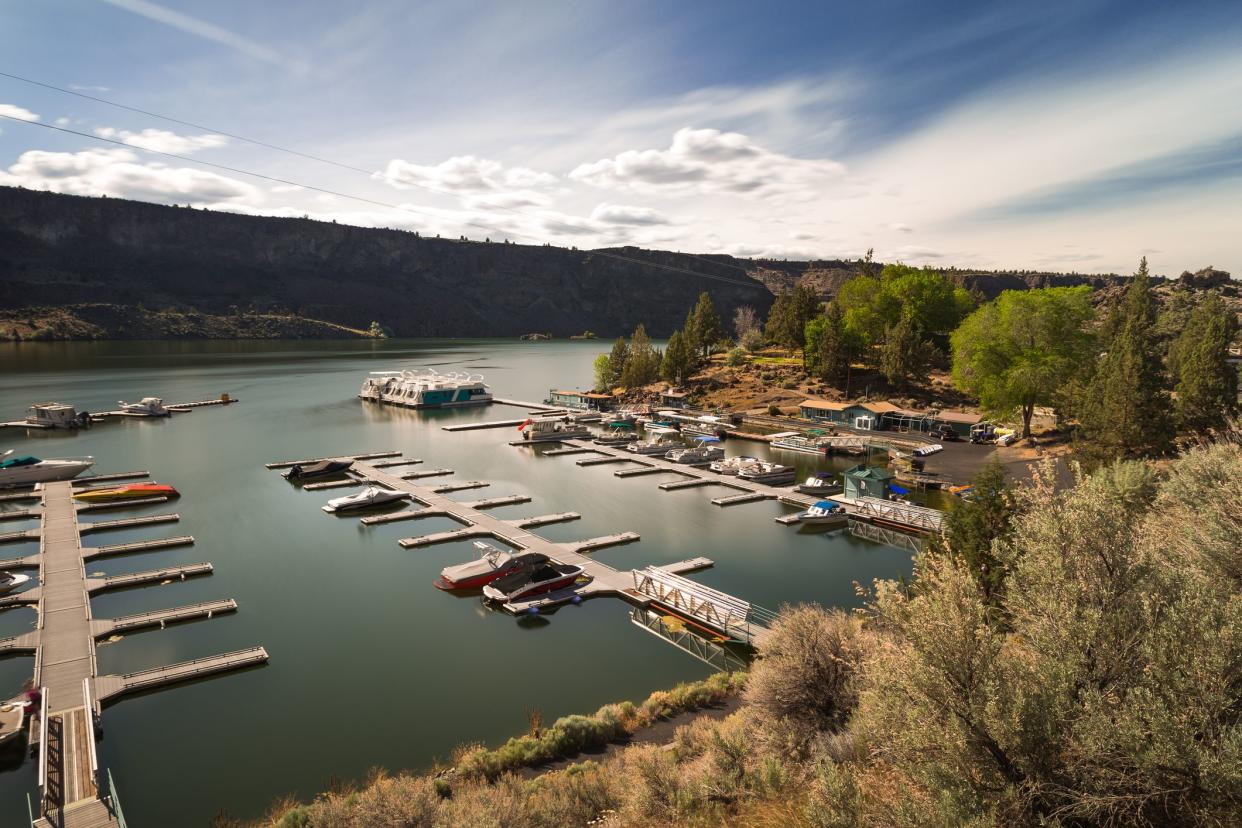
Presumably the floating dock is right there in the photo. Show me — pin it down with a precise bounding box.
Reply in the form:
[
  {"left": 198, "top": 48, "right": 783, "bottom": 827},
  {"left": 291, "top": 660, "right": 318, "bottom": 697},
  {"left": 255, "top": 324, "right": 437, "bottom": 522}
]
[
  {"left": 1, "top": 396, "right": 239, "bottom": 431},
  {"left": 10, "top": 474, "right": 266, "bottom": 827}
]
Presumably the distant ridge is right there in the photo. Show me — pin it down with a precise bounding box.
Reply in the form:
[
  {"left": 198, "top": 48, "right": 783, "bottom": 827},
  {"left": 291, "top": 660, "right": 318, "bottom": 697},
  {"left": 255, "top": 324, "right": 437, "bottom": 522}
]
[{"left": 0, "top": 186, "right": 1139, "bottom": 340}]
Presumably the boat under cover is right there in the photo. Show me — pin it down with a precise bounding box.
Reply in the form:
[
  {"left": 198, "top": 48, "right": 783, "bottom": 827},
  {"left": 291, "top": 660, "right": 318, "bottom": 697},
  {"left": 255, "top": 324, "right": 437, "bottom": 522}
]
[
  {"left": 436, "top": 545, "right": 549, "bottom": 590},
  {"left": 322, "top": 486, "right": 410, "bottom": 513},
  {"left": 72, "top": 482, "right": 179, "bottom": 502},
  {"left": 482, "top": 561, "right": 586, "bottom": 603},
  {"left": 118, "top": 397, "right": 170, "bottom": 417},
  {"left": 0, "top": 571, "right": 30, "bottom": 594},
  {"left": 283, "top": 459, "right": 354, "bottom": 480}
]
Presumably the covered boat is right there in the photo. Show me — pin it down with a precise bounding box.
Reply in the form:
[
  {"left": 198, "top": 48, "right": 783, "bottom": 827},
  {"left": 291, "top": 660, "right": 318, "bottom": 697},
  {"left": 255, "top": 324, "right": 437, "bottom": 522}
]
[
  {"left": 482, "top": 561, "right": 586, "bottom": 603},
  {"left": 0, "top": 571, "right": 31, "bottom": 595},
  {"left": 0, "top": 451, "right": 95, "bottom": 488},
  {"left": 436, "top": 545, "right": 549, "bottom": 590},
  {"left": 72, "top": 482, "right": 179, "bottom": 502},
  {"left": 283, "top": 459, "right": 354, "bottom": 481},
  {"left": 322, "top": 486, "right": 410, "bottom": 513}
]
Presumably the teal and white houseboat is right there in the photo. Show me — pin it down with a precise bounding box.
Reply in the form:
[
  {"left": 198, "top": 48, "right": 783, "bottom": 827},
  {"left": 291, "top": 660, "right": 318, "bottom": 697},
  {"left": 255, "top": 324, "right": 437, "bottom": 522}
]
[{"left": 359, "top": 369, "right": 493, "bottom": 409}]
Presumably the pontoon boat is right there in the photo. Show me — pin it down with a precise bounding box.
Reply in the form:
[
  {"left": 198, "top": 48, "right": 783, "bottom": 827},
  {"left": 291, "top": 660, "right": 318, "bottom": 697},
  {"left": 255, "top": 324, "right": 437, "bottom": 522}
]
[
  {"left": 709, "top": 455, "right": 761, "bottom": 475},
  {"left": 738, "top": 461, "right": 797, "bottom": 485},
  {"left": 518, "top": 417, "right": 592, "bottom": 442},
  {"left": 627, "top": 434, "right": 683, "bottom": 455}
]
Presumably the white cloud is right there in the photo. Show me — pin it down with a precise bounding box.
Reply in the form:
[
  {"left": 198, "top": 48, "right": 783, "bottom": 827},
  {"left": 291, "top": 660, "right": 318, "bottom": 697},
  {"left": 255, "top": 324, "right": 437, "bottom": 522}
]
[
  {"left": 569, "top": 127, "right": 845, "bottom": 198},
  {"left": 890, "top": 223, "right": 913, "bottom": 233},
  {"left": 94, "top": 127, "right": 228, "bottom": 155},
  {"left": 589, "top": 203, "right": 671, "bottom": 226},
  {"left": 0, "top": 148, "right": 262, "bottom": 205},
  {"left": 0, "top": 104, "right": 39, "bottom": 122},
  {"left": 378, "top": 154, "right": 557, "bottom": 194}
]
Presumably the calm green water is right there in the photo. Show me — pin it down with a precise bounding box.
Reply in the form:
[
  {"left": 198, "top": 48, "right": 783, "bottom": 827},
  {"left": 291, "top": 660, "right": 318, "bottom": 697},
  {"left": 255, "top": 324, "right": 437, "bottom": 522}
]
[{"left": 0, "top": 340, "right": 914, "bottom": 825}]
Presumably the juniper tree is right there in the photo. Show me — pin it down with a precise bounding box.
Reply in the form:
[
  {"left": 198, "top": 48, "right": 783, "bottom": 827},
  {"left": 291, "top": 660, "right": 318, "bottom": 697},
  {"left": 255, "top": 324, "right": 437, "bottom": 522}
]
[
  {"left": 660, "top": 329, "right": 694, "bottom": 385},
  {"left": 606, "top": 336, "right": 629, "bottom": 387},
  {"left": 1171, "top": 292, "right": 1239, "bottom": 433}
]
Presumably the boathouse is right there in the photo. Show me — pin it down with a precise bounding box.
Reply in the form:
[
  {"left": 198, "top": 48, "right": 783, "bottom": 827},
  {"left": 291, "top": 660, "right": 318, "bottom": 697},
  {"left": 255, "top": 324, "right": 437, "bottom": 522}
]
[
  {"left": 660, "top": 388, "right": 690, "bottom": 409},
  {"left": 799, "top": 399, "right": 849, "bottom": 424},
  {"left": 546, "top": 389, "right": 615, "bottom": 410},
  {"left": 842, "top": 464, "right": 896, "bottom": 500}
]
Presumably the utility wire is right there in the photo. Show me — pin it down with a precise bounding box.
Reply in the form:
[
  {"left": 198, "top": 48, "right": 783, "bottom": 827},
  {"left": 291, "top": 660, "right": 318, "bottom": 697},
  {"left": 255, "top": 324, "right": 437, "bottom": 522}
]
[
  {"left": 0, "top": 69, "right": 767, "bottom": 280},
  {"left": 0, "top": 112, "right": 767, "bottom": 291}
]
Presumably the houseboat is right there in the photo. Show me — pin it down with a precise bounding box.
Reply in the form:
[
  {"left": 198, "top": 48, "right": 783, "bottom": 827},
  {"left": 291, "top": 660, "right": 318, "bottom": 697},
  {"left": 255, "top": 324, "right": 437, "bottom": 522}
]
[
  {"left": 359, "top": 369, "right": 492, "bottom": 409},
  {"left": 25, "top": 403, "right": 92, "bottom": 429}
]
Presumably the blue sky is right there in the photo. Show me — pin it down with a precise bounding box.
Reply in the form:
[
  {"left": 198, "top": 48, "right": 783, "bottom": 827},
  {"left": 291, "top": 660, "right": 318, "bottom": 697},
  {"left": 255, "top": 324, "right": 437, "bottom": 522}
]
[{"left": 1, "top": 0, "right": 1240, "bottom": 275}]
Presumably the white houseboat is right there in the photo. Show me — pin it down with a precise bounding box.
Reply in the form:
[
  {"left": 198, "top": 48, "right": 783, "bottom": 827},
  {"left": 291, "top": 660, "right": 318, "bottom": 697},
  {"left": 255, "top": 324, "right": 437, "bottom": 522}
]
[{"left": 359, "top": 369, "right": 493, "bottom": 409}]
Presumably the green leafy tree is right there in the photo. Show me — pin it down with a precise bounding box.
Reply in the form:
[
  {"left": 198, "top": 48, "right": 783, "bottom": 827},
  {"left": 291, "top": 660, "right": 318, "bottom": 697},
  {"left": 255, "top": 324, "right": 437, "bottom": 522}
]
[
  {"left": 607, "top": 336, "right": 629, "bottom": 387},
  {"left": 592, "top": 353, "right": 612, "bottom": 392},
  {"left": 765, "top": 283, "right": 821, "bottom": 358},
  {"left": 925, "top": 457, "right": 1014, "bottom": 608},
  {"left": 1171, "top": 292, "right": 1239, "bottom": 433},
  {"left": 660, "top": 329, "right": 694, "bottom": 385},
  {"left": 684, "top": 292, "right": 724, "bottom": 360},
  {"left": 952, "top": 286, "right": 1095, "bottom": 439},
  {"left": 837, "top": 264, "right": 975, "bottom": 367},
  {"left": 1076, "top": 258, "right": 1173, "bottom": 461}
]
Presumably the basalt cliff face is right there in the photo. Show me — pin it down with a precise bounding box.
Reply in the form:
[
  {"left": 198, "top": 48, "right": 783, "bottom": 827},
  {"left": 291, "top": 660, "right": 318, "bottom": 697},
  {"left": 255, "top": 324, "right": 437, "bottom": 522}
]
[{"left": 0, "top": 186, "right": 1215, "bottom": 341}]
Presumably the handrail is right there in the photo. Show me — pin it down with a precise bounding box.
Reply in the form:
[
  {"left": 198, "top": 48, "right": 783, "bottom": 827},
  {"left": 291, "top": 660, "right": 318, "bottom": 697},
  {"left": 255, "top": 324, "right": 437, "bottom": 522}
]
[
  {"left": 107, "top": 768, "right": 127, "bottom": 828},
  {"left": 36, "top": 687, "right": 48, "bottom": 791},
  {"left": 82, "top": 678, "right": 98, "bottom": 775}
]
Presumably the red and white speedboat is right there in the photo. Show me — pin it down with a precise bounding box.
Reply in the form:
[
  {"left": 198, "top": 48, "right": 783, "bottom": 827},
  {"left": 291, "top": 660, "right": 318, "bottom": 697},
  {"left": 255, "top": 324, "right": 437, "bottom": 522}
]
[
  {"left": 482, "top": 561, "right": 586, "bottom": 603},
  {"left": 435, "top": 544, "right": 549, "bottom": 590}
]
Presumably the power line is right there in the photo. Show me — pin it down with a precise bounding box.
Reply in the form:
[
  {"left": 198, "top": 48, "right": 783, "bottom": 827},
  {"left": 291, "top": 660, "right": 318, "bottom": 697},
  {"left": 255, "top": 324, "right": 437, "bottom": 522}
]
[
  {"left": 0, "top": 69, "right": 764, "bottom": 279},
  {"left": 0, "top": 112, "right": 767, "bottom": 291}
]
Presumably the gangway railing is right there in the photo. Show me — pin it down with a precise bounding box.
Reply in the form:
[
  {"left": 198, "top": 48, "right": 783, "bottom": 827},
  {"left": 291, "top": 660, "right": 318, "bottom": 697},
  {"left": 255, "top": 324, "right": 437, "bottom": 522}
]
[
  {"left": 853, "top": 496, "right": 944, "bottom": 533},
  {"left": 630, "top": 609, "right": 750, "bottom": 673},
  {"left": 631, "top": 567, "right": 775, "bottom": 645},
  {"left": 848, "top": 518, "right": 923, "bottom": 553}
]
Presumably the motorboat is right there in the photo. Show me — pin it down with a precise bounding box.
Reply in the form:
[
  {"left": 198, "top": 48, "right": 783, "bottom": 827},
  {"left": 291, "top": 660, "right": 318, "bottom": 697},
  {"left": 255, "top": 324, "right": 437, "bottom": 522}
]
[
  {"left": 792, "top": 501, "right": 847, "bottom": 525},
  {"left": 282, "top": 459, "right": 354, "bottom": 481},
  {"left": 771, "top": 433, "right": 834, "bottom": 455},
  {"left": 627, "top": 434, "right": 683, "bottom": 455},
  {"left": 25, "top": 403, "right": 91, "bottom": 430},
  {"left": 796, "top": 473, "right": 843, "bottom": 496},
  {"left": 709, "top": 455, "right": 760, "bottom": 475},
  {"left": 681, "top": 415, "right": 729, "bottom": 438},
  {"left": 666, "top": 436, "right": 725, "bottom": 465},
  {"left": 0, "top": 697, "right": 27, "bottom": 749},
  {"left": 322, "top": 486, "right": 410, "bottom": 513},
  {"left": 0, "top": 451, "right": 95, "bottom": 488},
  {"left": 593, "top": 423, "right": 638, "bottom": 445},
  {"left": 359, "top": 368, "right": 492, "bottom": 409},
  {"left": 482, "top": 560, "right": 587, "bottom": 603},
  {"left": 118, "top": 397, "right": 170, "bottom": 417},
  {"left": 0, "top": 571, "right": 31, "bottom": 594},
  {"left": 518, "top": 417, "right": 592, "bottom": 443},
  {"left": 738, "top": 461, "right": 797, "bottom": 485},
  {"left": 643, "top": 420, "right": 680, "bottom": 435},
  {"left": 72, "top": 482, "right": 180, "bottom": 502},
  {"left": 436, "top": 544, "right": 549, "bottom": 590}
]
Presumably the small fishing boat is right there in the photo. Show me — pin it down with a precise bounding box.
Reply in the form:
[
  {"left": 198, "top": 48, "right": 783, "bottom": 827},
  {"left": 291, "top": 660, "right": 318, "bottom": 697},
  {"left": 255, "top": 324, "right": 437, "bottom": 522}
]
[
  {"left": 72, "top": 482, "right": 179, "bottom": 502},
  {"left": 796, "top": 473, "right": 843, "bottom": 495},
  {"left": 627, "top": 435, "right": 683, "bottom": 455},
  {"left": 321, "top": 486, "right": 409, "bottom": 513},
  {"left": 482, "top": 560, "right": 586, "bottom": 603},
  {"left": 282, "top": 459, "right": 354, "bottom": 480},
  {"left": 436, "top": 544, "right": 549, "bottom": 590},
  {"left": 0, "top": 451, "right": 95, "bottom": 488},
  {"left": 738, "top": 461, "right": 797, "bottom": 485},
  {"left": 118, "top": 397, "right": 170, "bottom": 417},
  {"left": 518, "top": 417, "right": 592, "bottom": 443},
  {"left": 0, "top": 571, "right": 31, "bottom": 595},
  {"left": 709, "top": 455, "right": 760, "bottom": 475},
  {"left": 792, "top": 501, "right": 846, "bottom": 525}
]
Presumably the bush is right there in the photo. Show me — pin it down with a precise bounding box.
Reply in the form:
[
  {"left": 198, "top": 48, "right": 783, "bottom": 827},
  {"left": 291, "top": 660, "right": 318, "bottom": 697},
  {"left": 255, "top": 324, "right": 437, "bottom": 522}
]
[
  {"left": 767, "top": 404, "right": 783, "bottom": 416},
  {"left": 726, "top": 346, "right": 748, "bottom": 366},
  {"left": 741, "top": 328, "right": 765, "bottom": 352}
]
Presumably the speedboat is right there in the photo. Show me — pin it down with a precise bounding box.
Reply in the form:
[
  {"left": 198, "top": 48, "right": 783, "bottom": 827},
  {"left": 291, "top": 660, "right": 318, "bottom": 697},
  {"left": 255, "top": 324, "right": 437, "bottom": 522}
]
[
  {"left": 709, "top": 455, "right": 760, "bottom": 475},
  {"left": 72, "top": 482, "right": 179, "bottom": 502},
  {"left": 627, "top": 435, "right": 683, "bottom": 455},
  {"left": 518, "top": 417, "right": 592, "bottom": 443},
  {"left": 118, "top": 397, "right": 170, "bottom": 417},
  {"left": 796, "top": 473, "right": 843, "bottom": 495},
  {"left": 792, "top": 501, "right": 846, "bottom": 525},
  {"left": 436, "top": 544, "right": 549, "bottom": 590},
  {"left": 738, "top": 461, "right": 797, "bottom": 485},
  {"left": 322, "top": 486, "right": 410, "bottom": 513},
  {"left": 482, "top": 561, "right": 586, "bottom": 603},
  {"left": 283, "top": 459, "right": 354, "bottom": 480},
  {"left": 0, "top": 571, "right": 31, "bottom": 594},
  {"left": 359, "top": 368, "right": 492, "bottom": 408},
  {"left": 0, "top": 451, "right": 95, "bottom": 488}
]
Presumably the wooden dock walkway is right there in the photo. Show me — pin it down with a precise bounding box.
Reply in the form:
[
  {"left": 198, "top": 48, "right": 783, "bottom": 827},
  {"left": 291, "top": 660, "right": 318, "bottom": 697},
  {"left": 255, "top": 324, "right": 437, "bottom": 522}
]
[{"left": 11, "top": 477, "right": 267, "bottom": 826}]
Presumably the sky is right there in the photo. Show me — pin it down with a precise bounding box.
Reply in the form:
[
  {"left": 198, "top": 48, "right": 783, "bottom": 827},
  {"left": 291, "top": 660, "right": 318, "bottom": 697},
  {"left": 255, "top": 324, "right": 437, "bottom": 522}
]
[{"left": 1, "top": 0, "right": 1240, "bottom": 276}]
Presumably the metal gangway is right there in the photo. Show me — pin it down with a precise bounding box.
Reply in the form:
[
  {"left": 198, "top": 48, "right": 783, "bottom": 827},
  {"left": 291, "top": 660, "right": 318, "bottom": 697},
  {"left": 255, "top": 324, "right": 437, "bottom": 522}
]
[
  {"left": 629, "top": 608, "right": 750, "bottom": 673},
  {"left": 631, "top": 567, "right": 776, "bottom": 646},
  {"left": 853, "top": 495, "right": 944, "bottom": 533},
  {"left": 848, "top": 518, "right": 924, "bottom": 553}
]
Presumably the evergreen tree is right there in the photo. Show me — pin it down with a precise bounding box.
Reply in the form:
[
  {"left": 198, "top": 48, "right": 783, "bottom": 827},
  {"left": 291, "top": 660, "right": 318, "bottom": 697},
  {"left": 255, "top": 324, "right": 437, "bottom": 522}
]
[
  {"left": 879, "top": 316, "right": 928, "bottom": 389},
  {"left": 660, "top": 329, "right": 694, "bottom": 385},
  {"left": 1076, "top": 258, "right": 1173, "bottom": 462},
  {"left": 765, "top": 284, "right": 821, "bottom": 357},
  {"left": 925, "top": 458, "right": 1014, "bottom": 609},
  {"left": 684, "top": 292, "right": 723, "bottom": 360},
  {"left": 1173, "top": 293, "right": 1239, "bottom": 433},
  {"left": 763, "top": 291, "right": 792, "bottom": 347},
  {"left": 606, "top": 337, "right": 629, "bottom": 387},
  {"left": 619, "top": 324, "right": 660, "bottom": 388},
  {"left": 808, "top": 302, "right": 851, "bottom": 385}
]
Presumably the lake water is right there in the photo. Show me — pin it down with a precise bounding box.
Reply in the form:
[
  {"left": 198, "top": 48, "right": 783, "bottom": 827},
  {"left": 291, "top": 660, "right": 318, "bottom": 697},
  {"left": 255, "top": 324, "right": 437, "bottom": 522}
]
[{"left": 0, "top": 339, "right": 914, "bottom": 825}]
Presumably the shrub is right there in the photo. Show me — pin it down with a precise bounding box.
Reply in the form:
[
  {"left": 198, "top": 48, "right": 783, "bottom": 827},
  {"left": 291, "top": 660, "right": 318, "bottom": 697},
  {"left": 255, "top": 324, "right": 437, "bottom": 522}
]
[
  {"left": 767, "top": 404, "right": 783, "bottom": 416},
  {"left": 726, "top": 346, "right": 748, "bottom": 366}
]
